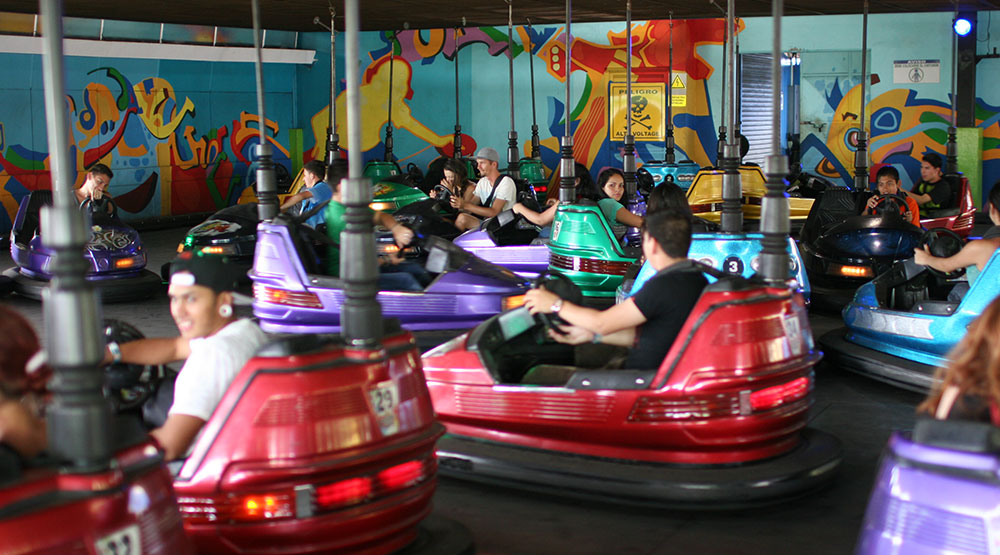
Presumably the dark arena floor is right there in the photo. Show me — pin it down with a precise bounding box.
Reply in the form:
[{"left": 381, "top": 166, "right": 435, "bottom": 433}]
[{"left": 4, "top": 225, "right": 926, "bottom": 555}]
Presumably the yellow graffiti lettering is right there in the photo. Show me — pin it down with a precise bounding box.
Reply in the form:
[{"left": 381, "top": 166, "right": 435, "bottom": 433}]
[
  {"left": 411, "top": 29, "right": 445, "bottom": 59},
  {"left": 237, "top": 112, "right": 291, "bottom": 158},
  {"left": 134, "top": 80, "right": 196, "bottom": 140}
]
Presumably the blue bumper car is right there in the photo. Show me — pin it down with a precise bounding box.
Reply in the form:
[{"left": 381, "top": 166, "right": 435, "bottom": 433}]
[{"left": 820, "top": 236, "right": 997, "bottom": 392}]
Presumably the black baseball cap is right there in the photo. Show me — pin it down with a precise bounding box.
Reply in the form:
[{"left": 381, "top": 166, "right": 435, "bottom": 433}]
[{"left": 169, "top": 252, "right": 240, "bottom": 294}]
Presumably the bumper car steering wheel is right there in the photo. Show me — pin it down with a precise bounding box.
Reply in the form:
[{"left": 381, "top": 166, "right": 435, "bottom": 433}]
[
  {"left": 79, "top": 195, "right": 118, "bottom": 221},
  {"left": 532, "top": 269, "right": 583, "bottom": 336},
  {"left": 919, "top": 227, "right": 966, "bottom": 279},
  {"left": 103, "top": 320, "right": 168, "bottom": 413},
  {"left": 870, "top": 193, "right": 910, "bottom": 219},
  {"left": 430, "top": 184, "right": 458, "bottom": 215}
]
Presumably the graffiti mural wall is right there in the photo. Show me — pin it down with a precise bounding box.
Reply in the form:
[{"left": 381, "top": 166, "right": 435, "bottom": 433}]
[
  {"left": 0, "top": 51, "right": 294, "bottom": 234},
  {"left": 3, "top": 11, "right": 1000, "bottom": 236}
]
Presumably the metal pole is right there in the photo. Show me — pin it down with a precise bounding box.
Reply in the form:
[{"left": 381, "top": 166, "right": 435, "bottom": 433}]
[
  {"left": 507, "top": 0, "right": 520, "bottom": 179},
  {"left": 454, "top": 21, "right": 463, "bottom": 157},
  {"left": 326, "top": 7, "right": 340, "bottom": 165},
  {"left": 341, "top": 0, "right": 381, "bottom": 345},
  {"left": 665, "top": 12, "right": 675, "bottom": 164},
  {"left": 853, "top": 0, "right": 870, "bottom": 190},
  {"left": 717, "top": 3, "right": 728, "bottom": 164},
  {"left": 760, "top": 0, "right": 790, "bottom": 285},
  {"left": 39, "top": 0, "right": 111, "bottom": 470},
  {"left": 558, "top": 0, "right": 575, "bottom": 203},
  {"left": 623, "top": 0, "right": 636, "bottom": 199},
  {"left": 384, "top": 30, "right": 396, "bottom": 163},
  {"left": 252, "top": 0, "right": 278, "bottom": 221},
  {"left": 947, "top": 1, "right": 959, "bottom": 174},
  {"left": 527, "top": 18, "right": 540, "bottom": 158},
  {"left": 720, "top": 0, "right": 743, "bottom": 232}
]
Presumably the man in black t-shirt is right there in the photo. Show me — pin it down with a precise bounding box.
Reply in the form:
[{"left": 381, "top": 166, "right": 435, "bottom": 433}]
[
  {"left": 905, "top": 152, "right": 952, "bottom": 218},
  {"left": 524, "top": 209, "right": 708, "bottom": 369}
]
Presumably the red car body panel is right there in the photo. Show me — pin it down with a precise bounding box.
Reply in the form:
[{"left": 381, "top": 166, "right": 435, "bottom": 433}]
[
  {"left": 0, "top": 441, "right": 193, "bottom": 554},
  {"left": 920, "top": 175, "right": 976, "bottom": 237},
  {"left": 423, "top": 285, "right": 819, "bottom": 465},
  {"left": 173, "top": 329, "right": 444, "bottom": 555}
]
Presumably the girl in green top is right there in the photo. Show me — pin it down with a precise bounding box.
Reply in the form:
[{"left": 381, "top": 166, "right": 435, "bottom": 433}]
[{"left": 589, "top": 168, "right": 643, "bottom": 229}]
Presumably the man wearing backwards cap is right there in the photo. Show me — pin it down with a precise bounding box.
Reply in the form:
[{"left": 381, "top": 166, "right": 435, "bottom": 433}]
[
  {"left": 103, "top": 252, "right": 267, "bottom": 460},
  {"left": 452, "top": 147, "right": 517, "bottom": 231}
]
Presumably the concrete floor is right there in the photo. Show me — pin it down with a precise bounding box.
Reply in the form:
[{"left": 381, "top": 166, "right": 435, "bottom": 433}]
[{"left": 2, "top": 225, "right": 926, "bottom": 555}]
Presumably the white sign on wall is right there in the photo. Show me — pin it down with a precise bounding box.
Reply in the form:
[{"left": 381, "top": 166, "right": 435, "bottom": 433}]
[{"left": 893, "top": 59, "right": 940, "bottom": 84}]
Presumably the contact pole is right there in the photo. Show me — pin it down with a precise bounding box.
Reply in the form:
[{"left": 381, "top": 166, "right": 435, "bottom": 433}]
[
  {"left": 558, "top": 0, "right": 575, "bottom": 203},
  {"left": 760, "top": 0, "right": 790, "bottom": 285},
  {"left": 252, "top": 0, "right": 278, "bottom": 221},
  {"left": 623, "top": 0, "right": 636, "bottom": 199}
]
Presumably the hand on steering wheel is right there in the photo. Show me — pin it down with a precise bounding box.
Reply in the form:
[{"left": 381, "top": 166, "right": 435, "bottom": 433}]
[
  {"left": 524, "top": 270, "right": 584, "bottom": 336},
  {"left": 102, "top": 320, "right": 165, "bottom": 413},
  {"left": 868, "top": 193, "right": 909, "bottom": 219},
  {"left": 430, "top": 184, "right": 458, "bottom": 214},
  {"left": 80, "top": 195, "right": 118, "bottom": 220},
  {"left": 915, "top": 227, "right": 966, "bottom": 279}
]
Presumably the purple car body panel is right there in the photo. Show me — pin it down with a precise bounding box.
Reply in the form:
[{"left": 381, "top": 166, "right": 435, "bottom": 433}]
[
  {"left": 10, "top": 204, "right": 147, "bottom": 282},
  {"left": 856, "top": 427, "right": 1000, "bottom": 555},
  {"left": 250, "top": 220, "right": 530, "bottom": 333},
  {"left": 452, "top": 229, "right": 549, "bottom": 277}
]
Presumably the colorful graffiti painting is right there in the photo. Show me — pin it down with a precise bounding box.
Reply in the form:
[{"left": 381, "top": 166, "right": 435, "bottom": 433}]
[{"left": 0, "top": 63, "right": 291, "bottom": 234}]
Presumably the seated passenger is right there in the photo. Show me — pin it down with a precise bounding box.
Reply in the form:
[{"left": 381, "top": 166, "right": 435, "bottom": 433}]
[
  {"left": 584, "top": 168, "right": 644, "bottom": 230},
  {"left": 511, "top": 162, "right": 594, "bottom": 227},
  {"left": 452, "top": 147, "right": 517, "bottom": 231},
  {"left": 73, "top": 163, "right": 115, "bottom": 215},
  {"left": 914, "top": 181, "right": 1000, "bottom": 280},
  {"left": 864, "top": 165, "right": 920, "bottom": 226},
  {"left": 918, "top": 295, "right": 1000, "bottom": 425},
  {"left": 905, "top": 152, "right": 952, "bottom": 218},
  {"left": 524, "top": 208, "right": 707, "bottom": 369},
  {"left": 102, "top": 253, "right": 268, "bottom": 461},
  {"left": 0, "top": 305, "right": 49, "bottom": 459},
  {"left": 430, "top": 158, "right": 476, "bottom": 203},
  {"left": 279, "top": 159, "right": 332, "bottom": 228},
  {"left": 323, "top": 166, "right": 429, "bottom": 291}
]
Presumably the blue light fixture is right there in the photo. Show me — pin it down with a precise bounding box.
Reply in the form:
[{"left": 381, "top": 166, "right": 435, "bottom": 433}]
[{"left": 954, "top": 17, "right": 973, "bottom": 36}]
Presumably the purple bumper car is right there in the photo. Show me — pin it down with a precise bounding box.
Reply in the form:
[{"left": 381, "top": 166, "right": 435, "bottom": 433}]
[
  {"left": 250, "top": 214, "right": 530, "bottom": 333},
  {"left": 856, "top": 418, "right": 1000, "bottom": 554},
  {"left": 4, "top": 190, "right": 159, "bottom": 302},
  {"left": 452, "top": 209, "right": 550, "bottom": 278}
]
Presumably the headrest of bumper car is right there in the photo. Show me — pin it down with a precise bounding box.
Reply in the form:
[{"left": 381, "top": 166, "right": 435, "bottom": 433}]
[{"left": 913, "top": 417, "right": 1000, "bottom": 453}]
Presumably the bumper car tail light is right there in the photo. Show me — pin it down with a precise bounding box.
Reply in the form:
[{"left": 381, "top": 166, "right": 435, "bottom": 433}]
[
  {"left": 316, "top": 477, "right": 373, "bottom": 509},
  {"left": 378, "top": 460, "right": 425, "bottom": 491},
  {"left": 254, "top": 284, "right": 324, "bottom": 308},
  {"left": 201, "top": 245, "right": 235, "bottom": 255},
  {"left": 628, "top": 394, "right": 740, "bottom": 421},
  {"left": 114, "top": 258, "right": 135, "bottom": 269},
  {"left": 549, "top": 254, "right": 630, "bottom": 276},
  {"left": 836, "top": 265, "right": 872, "bottom": 278},
  {"left": 745, "top": 377, "right": 811, "bottom": 413},
  {"left": 502, "top": 294, "right": 527, "bottom": 311},
  {"left": 178, "top": 492, "right": 294, "bottom": 524},
  {"left": 370, "top": 201, "right": 396, "bottom": 211},
  {"left": 378, "top": 243, "right": 401, "bottom": 255},
  {"left": 240, "top": 493, "right": 294, "bottom": 521},
  {"left": 176, "top": 243, "right": 186, "bottom": 253}
]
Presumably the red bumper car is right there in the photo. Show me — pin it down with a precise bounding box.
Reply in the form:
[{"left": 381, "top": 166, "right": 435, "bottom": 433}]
[
  {"left": 172, "top": 327, "right": 471, "bottom": 555},
  {"left": 0, "top": 420, "right": 193, "bottom": 554},
  {"left": 422, "top": 273, "right": 842, "bottom": 508}
]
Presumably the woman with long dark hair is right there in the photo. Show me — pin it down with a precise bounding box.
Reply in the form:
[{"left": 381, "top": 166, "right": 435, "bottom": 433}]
[{"left": 0, "top": 305, "right": 49, "bottom": 459}]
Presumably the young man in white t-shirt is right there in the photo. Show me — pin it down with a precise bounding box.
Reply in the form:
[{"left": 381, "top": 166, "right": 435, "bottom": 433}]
[
  {"left": 451, "top": 147, "right": 517, "bottom": 231},
  {"left": 102, "top": 253, "right": 267, "bottom": 460}
]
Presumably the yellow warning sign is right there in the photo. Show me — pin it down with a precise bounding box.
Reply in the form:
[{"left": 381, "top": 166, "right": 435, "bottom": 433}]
[
  {"left": 671, "top": 94, "right": 687, "bottom": 107},
  {"left": 671, "top": 75, "right": 685, "bottom": 89},
  {"left": 609, "top": 83, "right": 665, "bottom": 142}
]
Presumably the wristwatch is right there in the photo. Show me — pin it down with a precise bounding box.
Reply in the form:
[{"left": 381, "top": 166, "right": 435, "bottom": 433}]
[
  {"left": 550, "top": 298, "right": 563, "bottom": 314},
  {"left": 107, "top": 341, "right": 122, "bottom": 364}
]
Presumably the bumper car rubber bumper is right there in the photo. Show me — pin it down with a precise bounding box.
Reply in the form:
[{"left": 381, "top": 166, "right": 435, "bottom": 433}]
[
  {"left": 436, "top": 427, "right": 842, "bottom": 509},
  {"left": 4, "top": 266, "right": 161, "bottom": 303},
  {"left": 819, "top": 328, "right": 937, "bottom": 392}
]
